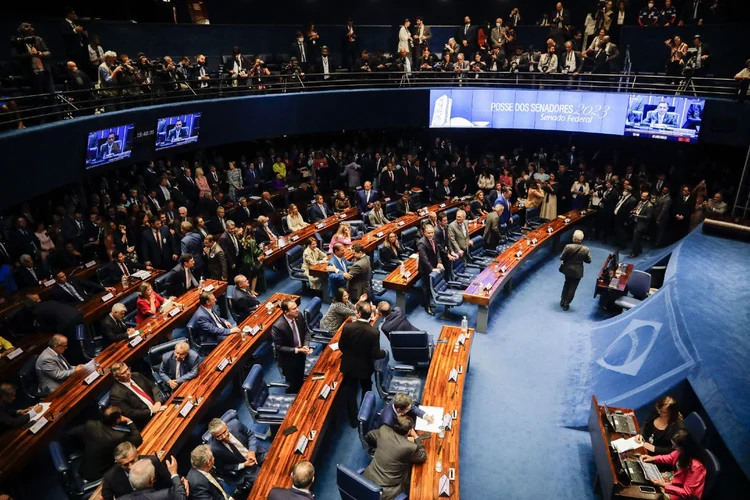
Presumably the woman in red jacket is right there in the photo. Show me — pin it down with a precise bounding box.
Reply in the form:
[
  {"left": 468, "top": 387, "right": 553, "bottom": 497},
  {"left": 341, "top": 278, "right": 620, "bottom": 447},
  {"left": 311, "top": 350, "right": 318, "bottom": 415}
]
[
  {"left": 135, "top": 282, "right": 170, "bottom": 325},
  {"left": 642, "top": 429, "right": 706, "bottom": 499}
]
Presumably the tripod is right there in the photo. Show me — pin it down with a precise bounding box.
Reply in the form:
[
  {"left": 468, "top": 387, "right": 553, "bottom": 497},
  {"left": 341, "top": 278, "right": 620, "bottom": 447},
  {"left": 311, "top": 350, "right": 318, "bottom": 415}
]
[
  {"left": 676, "top": 69, "right": 697, "bottom": 96},
  {"left": 399, "top": 72, "right": 412, "bottom": 87},
  {"left": 282, "top": 72, "right": 305, "bottom": 93}
]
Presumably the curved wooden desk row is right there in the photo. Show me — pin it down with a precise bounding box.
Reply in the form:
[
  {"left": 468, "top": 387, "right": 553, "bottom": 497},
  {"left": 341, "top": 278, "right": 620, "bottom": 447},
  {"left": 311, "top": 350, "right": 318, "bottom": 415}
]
[
  {"left": 0, "top": 280, "right": 227, "bottom": 483},
  {"left": 77, "top": 271, "right": 165, "bottom": 324},
  {"left": 0, "top": 262, "right": 100, "bottom": 322},
  {"left": 0, "top": 334, "right": 55, "bottom": 382},
  {"left": 410, "top": 325, "right": 474, "bottom": 500},
  {"left": 248, "top": 314, "right": 379, "bottom": 500},
  {"left": 88, "top": 292, "right": 298, "bottom": 500},
  {"left": 463, "top": 209, "right": 596, "bottom": 333},
  {"left": 259, "top": 207, "right": 359, "bottom": 265}
]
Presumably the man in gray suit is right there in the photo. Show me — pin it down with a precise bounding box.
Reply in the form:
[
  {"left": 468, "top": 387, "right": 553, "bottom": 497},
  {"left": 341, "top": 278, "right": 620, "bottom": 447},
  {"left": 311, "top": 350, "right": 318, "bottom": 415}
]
[
  {"left": 559, "top": 230, "right": 592, "bottom": 311},
  {"left": 483, "top": 203, "right": 504, "bottom": 249},
  {"left": 35, "top": 334, "right": 84, "bottom": 395},
  {"left": 629, "top": 191, "right": 654, "bottom": 258},
  {"left": 344, "top": 243, "right": 372, "bottom": 300},
  {"left": 363, "top": 415, "right": 427, "bottom": 500},
  {"left": 447, "top": 210, "right": 473, "bottom": 261},
  {"left": 652, "top": 185, "right": 672, "bottom": 247},
  {"left": 157, "top": 341, "right": 200, "bottom": 391}
]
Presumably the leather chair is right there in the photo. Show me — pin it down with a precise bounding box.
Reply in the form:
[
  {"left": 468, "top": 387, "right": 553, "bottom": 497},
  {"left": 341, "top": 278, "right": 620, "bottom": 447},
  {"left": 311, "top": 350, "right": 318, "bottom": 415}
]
[
  {"left": 147, "top": 338, "right": 189, "bottom": 392},
  {"left": 153, "top": 273, "right": 171, "bottom": 295},
  {"left": 304, "top": 297, "right": 332, "bottom": 342},
  {"left": 49, "top": 440, "right": 103, "bottom": 499},
  {"left": 614, "top": 271, "right": 652, "bottom": 310},
  {"left": 241, "top": 364, "right": 296, "bottom": 426},
  {"left": 199, "top": 409, "right": 247, "bottom": 487},
  {"left": 385, "top": 201, "right": 399, "bottom": 219},
  {"left": 97, "top": 391, "right": 110, "bottom": 414},
  {"left": 468, "top": 235, "right": 496, "bottom": 267},
  {"left": 524, "top": 206, "right": 543, "bottom": 228},
  {"left": 186, "top": 314, "right": 216, "bottom": 356},
  {"left": 389, "top": 330, "right": 433, "bottom": 366},
  {"left": 399, "top": 227, "right": 418, "bottom": 256},
  {"left": 357, "top": 391, "right": 379, "bottom": 456},
  {"left": 444, "top": 207, "right": 458, "bottom": 222},
  {"left": 20, "top": 355, "right": 44, "bottom": 401},
  {"left": 373, "top": 351, "right": 422, "bottom": 404},
  {"left": 336, "top": 464, "right": 407, "bottom": 500},
  {"left": 285, "top": 246, "right": 309, "bottom": 292},
  {"left": 684, "top": 412, "right": 707, "bottom": 445},
  {"left": 280, "top": 216, "right": 292, "bottom": 235},
  {"left": 76, "top": 324, "right": 104, "bottom": 361},
  {"left": 701, "top": 448, "right": 721, "bottom": 498},
  {"left": 119, "top": 291, "right": 140, "bottom": 328},
  {"left": 430, "top": 271, "right": 464, "bottom": 313},
  {"left": 200, "top": 409, "right": 238, "bottom": 444}
]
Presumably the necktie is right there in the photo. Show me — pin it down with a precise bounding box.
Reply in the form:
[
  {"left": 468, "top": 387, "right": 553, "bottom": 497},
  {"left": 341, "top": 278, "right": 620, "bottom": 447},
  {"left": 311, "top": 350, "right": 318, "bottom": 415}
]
[
  {"left": 230, "top": 235, "right": 239, "bottom": 255},
  {"left": 185, "top": 269, "right": 191, "bottom": 289},
  {"left": 205, "top": 472, "right": 229, "bottom": 500},
  {"left": 120, "top": 263, "right": 129, "bottom": 276},
  {"left": 464, "top": 25, "right": 468, "bottom": 35},
  {"left": 221, "top": 218, "right": 226, "bottom": 230},
  {"left": 58, "top": 354, "right": 71, "bottom": 369},
  {"left": 290, "top": 319, "right": 301, "bottom": 347},
  {"left": 366, "top": 191, "right": 370, "bottom": 202},
  {"left": 390, "top": 172, "right": 394, "bottom": 181},
  {"left": 29, "top": 268, "right": 37, "bottom": 281},
  {"left": 300, "top": 43, "right": 306, "bottom": 62},
  {"left": 210, "top": 309, "right": 224, "bottom": 328},
  {"left": 175, "top": 360, "right": 182, "bottom": 378},
  {"left": 130, "top": 381, "right": 154, "bottom": 404},
  {"left": 431, "top": 239, "right": 436, "bottom": 253},
  {"left": 65, "top": 283, "right": 85, "bottom": 301},
  {"left": 154, "top": 231, "right": 162, "bottom": 250},
  {"left": 226, "top": 439, "right": 245, "bottom": 460}
]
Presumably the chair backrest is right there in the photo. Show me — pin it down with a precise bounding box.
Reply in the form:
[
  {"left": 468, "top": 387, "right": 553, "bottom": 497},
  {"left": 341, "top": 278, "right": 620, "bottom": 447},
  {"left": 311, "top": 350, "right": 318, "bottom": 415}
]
[
  {"left": 701, "top": 448, "right": 720, "bottom": 497},
  {"left": 400, "top": 227, "right": 418, "bottom": 247},
  {"left": 444, "top": 207, "right": 458, "bottom": 221},
  {"left": 147, "top": 338, "right": 184, "bottom": 371},
  {"left": 281, "top": 216, "right": 291, "bottom": 234},
  {"left": 385, "top": 201, "right": 398, "bottom": 217},
  {"left": 286, "top": 245, "right": 303, "bottom": 271},
  {"left": 120, "top": 291, "right": 139, "bottom": 312},
  {"left": 304, "top": 297, "right": 323, "bottom": 329},
  {"left": 154, "top": 273, "right": 171, "bottom": 295},
  {"left": 336, "top": 463, "right": 383, "bottom": 500},
  {"left": 357, "top": 391, "right": 377, "bottom": 453},
  {"left": 430, "top": 271, "right": 448, "bottom": 296},
  {"left": 242, "top": 364, "right": 269, "bottom": 414},
  {"left": 201, "top": 409, "right": 238, "bottom": 443},
  {"left": 628, "top": 270, "right": 652, "bottom": 300},
  {"left": 470, "top": 235, "right": 484, "bottom": 257},
  {"left": 373, "top": 351, "right": 392, "bottom": 400},
  {"left": 684, "top": 412, "right": 707, "bottom": 445},
  {"left": 98, "top": 390, "right": 111, "bottom": 413},
  {"left": 526, "top": 205, "right": 540, "bottom": 221},
  {"left": 20, "top": 355, "right": 40, "bottom": 398},
  {"left": 389, "top": 331, "right": 431, "bottom": 365}
]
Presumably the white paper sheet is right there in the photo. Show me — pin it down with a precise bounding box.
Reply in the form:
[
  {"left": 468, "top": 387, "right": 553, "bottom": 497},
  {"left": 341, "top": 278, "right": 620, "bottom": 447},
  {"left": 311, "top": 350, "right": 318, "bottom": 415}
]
[{"left": 415, "top": 405, "right": 444, "bottom": 433}]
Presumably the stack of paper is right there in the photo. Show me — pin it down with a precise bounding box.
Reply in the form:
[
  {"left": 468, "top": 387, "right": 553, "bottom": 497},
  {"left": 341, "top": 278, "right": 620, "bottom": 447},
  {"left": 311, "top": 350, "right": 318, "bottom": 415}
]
[
  {"left": 415, "top": 406, "right": 444, "bottom": 433},
  {"left": 30, "top": 402, "right": 51, "bottom": 422},
  {"left": 611, "top": 436, "right": 640, "bottom": 453}
]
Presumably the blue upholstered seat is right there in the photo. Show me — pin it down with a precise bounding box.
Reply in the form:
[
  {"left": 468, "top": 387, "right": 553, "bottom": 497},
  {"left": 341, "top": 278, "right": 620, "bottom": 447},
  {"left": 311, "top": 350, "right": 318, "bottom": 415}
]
[{"left": 242, "top": 364, "right": 296, "bottom": 426}]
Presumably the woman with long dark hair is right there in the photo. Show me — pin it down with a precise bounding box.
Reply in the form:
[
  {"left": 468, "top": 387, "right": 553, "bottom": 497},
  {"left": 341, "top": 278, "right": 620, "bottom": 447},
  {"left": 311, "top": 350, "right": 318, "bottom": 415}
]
[
  {"left": 636, "top": 396, "right": 685, "bottom": 455},
  {"left": 642, "top": 429, "right": 706, "bottom": 499}
]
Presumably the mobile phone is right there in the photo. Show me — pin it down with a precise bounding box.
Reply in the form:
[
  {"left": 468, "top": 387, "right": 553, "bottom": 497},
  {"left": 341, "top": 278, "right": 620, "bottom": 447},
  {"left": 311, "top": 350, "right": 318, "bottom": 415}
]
[
  {"left": 638, "top": 486, "right": 656, "bottom": 494},
  {"left": 282, "top": 425, "right": 298, "bottom": 436}
]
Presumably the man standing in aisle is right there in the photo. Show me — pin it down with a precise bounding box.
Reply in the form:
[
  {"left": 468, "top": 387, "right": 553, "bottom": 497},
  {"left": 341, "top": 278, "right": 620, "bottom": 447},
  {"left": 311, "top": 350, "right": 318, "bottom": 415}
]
[
  {"left": 271, "top": 298, "right": 312, "bottom": 393},
  {"left": 629, "top": 191, "right": 653, "bottom": 258},
  {"left": 558, "top": 230, "right": 591, "bottom": 311}
]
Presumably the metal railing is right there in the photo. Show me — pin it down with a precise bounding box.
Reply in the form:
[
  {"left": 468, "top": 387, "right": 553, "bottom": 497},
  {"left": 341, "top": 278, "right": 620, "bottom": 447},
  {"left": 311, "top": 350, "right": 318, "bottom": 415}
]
[{"left": 0, "top": 71, "right": 745, "bottom": 130}]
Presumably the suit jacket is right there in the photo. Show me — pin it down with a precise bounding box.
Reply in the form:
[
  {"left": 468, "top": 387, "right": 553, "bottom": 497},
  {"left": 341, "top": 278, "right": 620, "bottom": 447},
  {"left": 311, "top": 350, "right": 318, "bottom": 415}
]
[
  {"left": 207, "top": 419, "right": 258, "bottom": 474},
  {"left": 559, "top": 50, "right": 583, "bottom": 73},
  {"left": 140, "top": 227, "right": 177, "bottom": 269},
  {"left": 396, "top": 200, "right": 413, "bottom": 217},
  {"left": 223, "top": 55, "right": 251, "bottom": 75},
  {"left": 206, "top": 217, "right": 227, "bottom": 236},
  {"left": 258, "top": 199, "right": 277, "bottom": 217},
  {"left": 379, "top": 402, "right": 426, "bottom": 428},
  {"left": 15, "top": 264, "right": 52, "bottom": 288},
  {"left": 0, "top": 401, "right": 31, "bottom": 430},
  {"left": 101, "top": 455, "right": 172, "bottom": 500},
  {"left": 559, "top": 243, "right": 592, "bottom": 279},
  {"left": 254, "top": 224, "right": 280, "bottom": 244},
  {"left": 186, "top": 468, "right": 226, "bottom": 500},
  {"left": 192, "top": 306, "right": 232, "bottom": 345},
  {"left": 31, "top": 300, "right": 83, "bottom": 334},
  {"left": 308, "top": 203, "right": 330, "bottom": 222},
  {"left": 118, "top": 474, "right": 187, "bottom": 500},
  {"left": 417, "top": 236, "right": 440, "bottom": 277},
  {"left": 379, "top": 170, "right": 398, "bottom": 198},
  {"left": 271, "top": 314, "right": 309, "bottom": 371},
  {"left": 363, "top": 425, "right": 427, "bottom": 498},
  {"left": 447, "top": 220, "right": 469, "bottom": 254},
  {"left": 632, "top": 200, "right": 654, "bottom": 231},
  {"left": 643, "top": 110, "right": 678, "bottom": 127},
  {"left": 109, "top": 372, "right": 162, "bottom": 427},
  {"left": 380, "top": 306, "right": 416, "bottom": 337},
  {"left": 369, "top": 209, "right": 388, "bottom": 227},
  {"left": 36, "top": 346, "right": 76, "bottom": 395},
  {"left": 101, "top": 313, "right": 130, "bottom": 343},
  {"left": 101, "top": 260, "right": 146, "bottom": 286},
  {"left": 98, "top": 141, "right": 122, "bottom": 159},
  {"left": 495, "top": 195, "right": 513, "bottom": 225},
  {"left": 165, "top": 262, "right": 199, "bottom": 298},
  {"left": 204, "top": 244, "right": 228, "bottom": 280},
  {"left": 483, "top": 211, "right": 502, "bottom": 248},
  {"left": 231, "top": 205, "right": 253, "bottom": 226},
  {"left": 179, "top": 232, "right": 204, "bottom": 270},
  {"left": 158, "top": 350, "right": 200, "bottom": 384},
  {"left": 219, "top": 231, "right": 240, "bottom": 271},
  {"left": 357, "top": 189, "right": 379, "bottom": 212},
  {"left": 653, "top": 194, "right": 672, "bottom": 224},
  {"left": 51, "top": 277, "right": 104, "bottom": 304},
  {"left": 347, "top": 255, "right": 372, "bottom": 299},
  {"left": 339, "top": 319, "right": 385, "bottom": 379},
  {"left": 231, "top": 287, "right": 260, "bottom": 320},
  {"left": 178, "top": 174, "right": 200, "bottom": 201},
  {"left": 268, "top": 488, "right": 315, "bottom": 500},
  {"left": 67, "top": 420, "right": 143, "bottom": 481}
]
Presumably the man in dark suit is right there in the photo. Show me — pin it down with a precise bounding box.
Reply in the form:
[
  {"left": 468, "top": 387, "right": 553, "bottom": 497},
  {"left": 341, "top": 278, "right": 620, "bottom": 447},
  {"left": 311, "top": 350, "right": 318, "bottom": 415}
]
[
  {"left": 101, "top": 441, "right": 172, "bottom": 500},
  {"left": 483, "top": 203, "right": 504, "bottom": 249},
  {"left": 224, "top": 46, "right": 250, "bottom": 85},
  {"left": 595, "top": 180, "right": 619, "bottom": 241},
  {"left": 268, "top": 461, "right": 315, "bottom": 500},
  {"left": 231, "top": 274, "right": 260, "bottom": 320},
  {"left": 379, "top": 392, "right": 429, "bottom": 429},
  {"left": 157, "top": 341, "right": 200, "bottom": 391},
  {"left": 559, "top": 230, "right": 592, "bottom": 311},
  {"left": 109, "top": 362, "right": 165, "bottom": 428},
  {"left": 62, "top": 8, "right": 88, "bottom": 67},
  {"left": 206, "top": 207, "right": 228, "bottom": 235},
  {"left": 379, "top": 164, "right": 398, "bottom": 199},
  {"left": 178, "top": 168, "right": 199, "bottom": 202},
  {"left": 23, "top": 294, "right": 83, "bottom": 340},
  {"left": 140, "top": 217, "right": 178, "bottom": 271},
  {"left": 66, "top": 405, "right": 143, "bottom": 482},
  {"left": 271, "top": 298, "right": 312, "bottom": 394},
  {"left": 15, "top": 254, "right": 52, "bottom": 288},
  {"left": 291, "top": 32, "right": 310, "bottom": 71},
  {"left": 308, "top": 195, "right": 330, "bottom": 222},
  {"left": 258, "top": 192, "right": 277, "bottom": 217},
  {"left": 191, "top": 291, "right": 239, "bottom": 347},
  {"left": 376, "top": 301, "right": 417, "bottom": 339},
  {"left": 396, "top": 193, "right": 414, "bottom": 216},
  {"left": 231, "top": 197, "right": 253, "bottom": 226},
  {"left": 167, "top": 120, "right": 188, "bottom": 142},
  {"left": 10, "top": 216, "right": 41, "bottom": 259},
  {"left": 179, "top": 224, "right": 204, "bottom": 279},
  {"left": 613, "top": 186, "right": 637, "bottom": 248},
  {"left": 356, "top": 181, "right": 379, "bottom": 212},
  {"left": 206, "top": 417, "right": 267, "bottom": 495},
  {"left": 559, "top": 41, "right": 583, "bottom": 74},
  {"left": 165, "top": 254, "right": 199, "bottom": 298},
  {"left": 363, "top": 416, "right": 427, "bottom": 499},
  {"left": 629, "top": 191, "right": 654, "bottom": 258},
  {"left": 254, "top": 216, "right": 280, "bottom": 245},
  {"left": 0, "top": 383, "right": 43, "bottom": 431},
  {"left": 186, "top": 445, "right": 231, "bottom": 500},
  {"left": 417, "top": 225, "right": 444, "bottom": 316},
  {"left": 652, "top": 185, "right": 673, "bottom": 247},
  {"left": 219, "top": 222, "right": 241, "bottom": 279},
  {"left": 672, "top": 185, "right": 695, "bottom": 241},
  {"left": 344, "top": 244, "right": 371, "bottom": 300},
  {"left": 101, "top": 250, "right": 150, "bottom": 285},
  {"left": 244, "top": 163, "right": 262, "bottom": 195},
  {"left": 119, "top": 455, "right": 187, "bottom": 500},
  {"left": 98, "top": 134, "right": 123, "bottom": 160},
  {"left": 101, "top": 303, "right": 136, "bottom": 343},
  {"left": 455, "top": 16, "right": 477, "bottom": 54},
  {"left": 339, "top": 302, "right": 385, "bottom": 427},
  {"left": 50, "top": 270, "right": 113, "bottom": 305}
]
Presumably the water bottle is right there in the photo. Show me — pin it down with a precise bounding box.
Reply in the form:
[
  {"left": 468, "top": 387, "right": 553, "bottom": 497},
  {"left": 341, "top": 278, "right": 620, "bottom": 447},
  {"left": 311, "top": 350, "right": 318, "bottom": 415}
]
[
  {"left": 460, "top": 316, "right": 468, "bottom": 335},
  {"left": 399, "top": 262, "right": 406, "bottom": 276},
  {"left": 199, "top": 278, "right": 205, "bottom": 290},
  {"left": 121, "top": 275, "right": 128, "bottom": 288}
]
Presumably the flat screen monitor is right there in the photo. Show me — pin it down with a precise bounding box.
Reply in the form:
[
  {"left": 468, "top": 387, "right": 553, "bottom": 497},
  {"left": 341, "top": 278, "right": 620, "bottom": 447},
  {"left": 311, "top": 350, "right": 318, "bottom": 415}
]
[
  {"left": 85, "top": 124, "right": 134, "bottom": 170},
  {"left": 154, "top": 112, "right": 201, "bottom": 151},
  {"left": 623, "top": 95, "right": 704, "bottom": 143}
]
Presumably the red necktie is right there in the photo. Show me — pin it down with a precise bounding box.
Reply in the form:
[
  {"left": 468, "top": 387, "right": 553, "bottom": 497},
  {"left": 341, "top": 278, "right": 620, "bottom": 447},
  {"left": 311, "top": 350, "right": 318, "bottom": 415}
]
[
  {"left": 130, "top": 381, "right": 154, "bottom": 404},
  {"left": 120, "top": 263, "right": 129, "bottom": 276},
  {"left": 431, "top": 239, "right": 436, "bottom": 253}
]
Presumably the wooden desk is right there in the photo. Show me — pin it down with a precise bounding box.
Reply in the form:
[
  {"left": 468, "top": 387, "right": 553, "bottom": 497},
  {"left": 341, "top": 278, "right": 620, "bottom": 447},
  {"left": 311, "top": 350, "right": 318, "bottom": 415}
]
[
  {"left": 594, "top": 255, "right": 634, "bottom": 310},
  {"left": 259, "top": 208, "right": 359, "bottom": 266},
  {"left": 248, "top": 314, "right": 379, "bottom": 500},
  {"left": 0, "top": 262, "right": 100, "bottom": 325},
  {"left": 77, "top": 271, "right": 165, "bottom": 324},
  {"left": 88, "top": 292, "right": 296, "bottom": 500},
  {"left": 0, "top": 334, "right": 55, "bottom": 382},
  {"left": 410, "top": 326, "right": 474, "bottom": 500},
  {"left": 0, "top": 280, "right": 226, "bottom": 483},
  {"left": 308, "top": 199, "right": 466, "bottom": 301},
  {"left": 463, "top": 209, "right": 595, "bottom": 333},
  {"left": 588, "top": 395, "right": 660, "bottom": 500}
]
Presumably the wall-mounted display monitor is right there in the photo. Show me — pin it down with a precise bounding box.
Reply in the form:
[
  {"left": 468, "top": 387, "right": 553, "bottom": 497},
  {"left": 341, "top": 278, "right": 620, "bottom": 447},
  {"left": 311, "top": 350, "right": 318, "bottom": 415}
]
[
  {"left": 623, "top": 95, "right": 704, "bottom": 143},
  {"left": 85, "top": 124, "right": 135, "bottom": 169},
  {"left": 154, "top": 112, "right": 201, "bottom": 151}
]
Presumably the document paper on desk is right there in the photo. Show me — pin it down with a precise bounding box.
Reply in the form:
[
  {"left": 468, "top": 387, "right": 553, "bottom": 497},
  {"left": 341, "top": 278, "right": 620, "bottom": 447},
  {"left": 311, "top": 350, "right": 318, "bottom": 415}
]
[
  {"left": 611, "top": 436, "right": 641, "bottom": 454},
  {"left": 30, "top": 402, "right": 51, "bottom": 422},
  {"left": 415, "top": 406, "right": 444, "bottom": 433}
]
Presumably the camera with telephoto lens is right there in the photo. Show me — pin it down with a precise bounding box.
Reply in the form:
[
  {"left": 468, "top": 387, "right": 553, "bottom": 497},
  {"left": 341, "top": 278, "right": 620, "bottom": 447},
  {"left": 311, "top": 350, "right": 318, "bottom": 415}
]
[
  {"left": 11, "top": 35, "right": 36, "bottom": 45},
  {"left": 510, "top": 60, "right": 519, "bottom": 73}
]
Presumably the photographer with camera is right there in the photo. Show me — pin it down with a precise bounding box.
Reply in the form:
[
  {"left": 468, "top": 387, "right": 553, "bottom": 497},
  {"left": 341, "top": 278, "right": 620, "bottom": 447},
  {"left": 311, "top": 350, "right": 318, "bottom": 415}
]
[
  {"left": 224, "top": 46, "right": 250, "bottom": 88},
  {"left": 115, "top": 53, "right": 141, "bottom": 96},
  {"left": 508, "top": 46, "right": 530, "bottom": 72},
  {"left": 156, "top": 55, "right": 179, "bottom": 93},
  {"left": 249, "top": 56, "right": 270, "bottom": 89},
  {"left": 538, "top": 45, "right": 558, "bottom": 74},
  {"left": 11, "top": 23, "right": 54, "bottom": 97}
]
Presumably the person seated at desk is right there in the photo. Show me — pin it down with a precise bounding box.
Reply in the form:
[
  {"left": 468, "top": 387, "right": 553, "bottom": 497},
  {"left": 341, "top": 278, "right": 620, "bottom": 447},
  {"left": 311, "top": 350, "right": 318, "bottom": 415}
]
[
  {"left": 35, "top": 334, "right": 84, "bottom": 395},
  {"left": 23, "top": 294, "right": 83, "bottom": 340},
  {"left": 0, "top": 383, "right": 43, "bottom": 431},
  {"left": 642, "top": 101, "right": 679, "bottom": 128},
  {"left": 232, "top": 274, "right": 260, "bottom": 320},
  {"left": 379, "top": 232, "right": 402, "bottom": 271},
  {"left": 642, "top": 429, "right": 706, "bottom": 499},
  {"left": 98, "top": 132, "right": 122, "bottom": 160},
  {"left": 309, "top": 194, "right": 331, "bottom": 222},
  {"left": 380, "top": 393, "right": 433, "bottom": 428},
  {"left": 286, "top": 203, "right": 308, "bottom": 232},
  {"left": 54, "top": 242, "right": 84, "bottom": 268},
  {"left": 157, "top": 341, "right": 199, "bottom": 391},
  {"left": 66, "top": 405, "right": 143, "bottom": 482},
  {"left": 136, "top": 282, "right": 176, "bottom": 325},
  {"left": 328, "top": 224, "right": 353, "bottom": 253},
  {"left": 109, "top": 362, "right": 166, "bottom": 429},
  {"left": 320, "top": 287, "right": 364, "bottom": 332},
  {"left": 301, "top": 238, "right": 327, "bottom": 292},
  {"left": 101, "top": 250, "right": 152, "bottom": 286},
  {"left": 268, "top": 461, "right": 315, "bottom": 500},
  {"left": 102, "top": 441, "right": 173, "bottom": 500},
  {"left": 206, "top": 417, "right": 267, "bottom": 495},
  {"left": 101, "top": 302, "right": 137, "bottom": 343},
  {"left": 50, "top": 270, "right": 115, "bottom": 305},
  {"left": 165, "top": 254, "right": 199, "bottom": 298},
  {"left": 396, "top": 193, "right": 414, "bottom": 216},
  {"left": 376, "top": 301, "right": 416, "bottom": 339},
  {"left": 15, "top": 254, "right": 52, "bottom": 288},
  {"left": 119, "top": 456, "right": 187, "bottom": 500},
  {"left": 192, "top": 291, "right": 240, "bottom": 346},
  {"left": 334, "top": 190, "right": 352, "bottom": 212},
  {"left": 254, "top": 216, "right": 280, "bottom": 245},
  {"left": 363, "top": 415, "right": 427, "bottom": 500},
  {"left": 327, "top": 242, "right": 352, "bottom": 297},
  {"left": 186, "top": 445, "right": 233, "bottom": 500},
  {"left": 368, "top": 201, "right": 389, "bottom": 228},
  {"left": 0, "top": 336, "right": 14, "bottom": 356},
  {"left": 635, "top": 396, "right": 686, "bottom": 455}
]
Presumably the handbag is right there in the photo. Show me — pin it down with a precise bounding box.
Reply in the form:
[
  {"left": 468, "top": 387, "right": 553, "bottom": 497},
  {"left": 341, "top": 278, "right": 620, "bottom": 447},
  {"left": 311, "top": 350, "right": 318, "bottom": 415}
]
[{"left": 559, "top": 245, "right": 582, "bottom": 274}]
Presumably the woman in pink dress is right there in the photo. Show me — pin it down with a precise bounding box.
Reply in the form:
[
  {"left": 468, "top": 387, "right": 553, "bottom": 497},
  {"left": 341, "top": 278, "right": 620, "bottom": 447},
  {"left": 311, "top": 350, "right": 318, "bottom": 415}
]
[{"left": 328, "top": 224, "right": 353, "bottom": 253}]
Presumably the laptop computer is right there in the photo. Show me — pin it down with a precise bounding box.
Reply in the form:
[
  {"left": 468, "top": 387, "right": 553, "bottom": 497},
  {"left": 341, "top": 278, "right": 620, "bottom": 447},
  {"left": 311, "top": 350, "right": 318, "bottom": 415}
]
[
  {"left": 623, "top": 458, "right": 662, "bottom": 484},
  {"left": 604, "top": 403, "right": 637, "bottom": 435}
]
